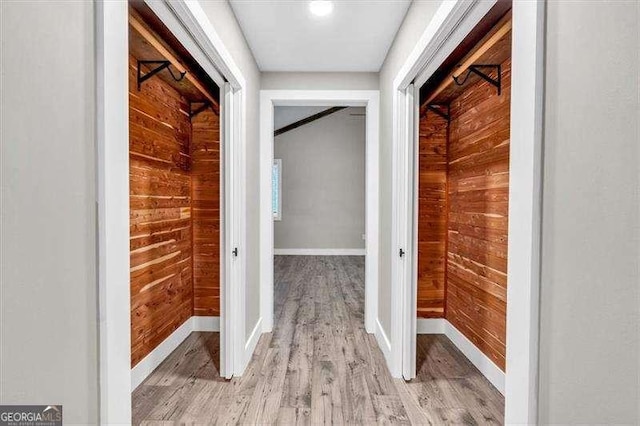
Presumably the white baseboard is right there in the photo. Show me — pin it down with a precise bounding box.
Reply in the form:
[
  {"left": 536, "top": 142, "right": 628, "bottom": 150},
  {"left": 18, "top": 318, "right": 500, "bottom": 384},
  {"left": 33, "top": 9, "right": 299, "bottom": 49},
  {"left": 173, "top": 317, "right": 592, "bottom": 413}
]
[
  {"left": 416, "top": 318, "right": 505, "bottom": 395},
  {"left": 242, "top": 317, "right": 263, "bottom": 373},
  {"left": 192, "top": 315, "right": 220, "bottom": 332},
  {"left": 416, "top": 318, "right": 446, "bottom": 334},
  {"left": 131, "top": 315, "right": 220, "bottom": 390},
  {"left": 274, "top": 248, "right": 366, "bottom": 256},
  {"left": 443, "top": 321, "right": 505, "bottom": 394},
  {"left": 131, "top": 318, "right": 193, "bottom": 390},
  {"left": 375, "top": 318, "right": 392, "bottom": 368}
]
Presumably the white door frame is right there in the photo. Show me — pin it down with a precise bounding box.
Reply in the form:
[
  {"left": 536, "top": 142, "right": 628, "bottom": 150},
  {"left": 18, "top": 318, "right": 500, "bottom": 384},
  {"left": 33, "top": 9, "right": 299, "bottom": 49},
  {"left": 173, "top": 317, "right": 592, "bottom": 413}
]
[
  {"left": 391, "top": 0, "right": 545, "bottom": 424},
  {"left": 259, "top": 90, "right": 380, "bottom": 334},
  {"left": 96, "top": 1, "right": 247, "bottom": 423}
]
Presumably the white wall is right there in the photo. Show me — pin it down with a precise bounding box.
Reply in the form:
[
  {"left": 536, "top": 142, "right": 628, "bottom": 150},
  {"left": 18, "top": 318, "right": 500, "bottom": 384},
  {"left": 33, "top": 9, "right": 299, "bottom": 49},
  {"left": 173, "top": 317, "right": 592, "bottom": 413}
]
[
  {"left": 262, "top": 72, "right": 379, "bottom": 90},
  {"left": 197, "top": 2, "right": 262, "bottom": 338},
  {"left": 274, "top": 107, "right": 366, "bottom": 250},
  {"left": 377, "top": 0, "right": 443, "bottom": 338},
  {"left": 538, "top": 1, "right": 639, "bottom": 422},
  {"left": 0, "top": 1, "right": 98, "bottom": 422}
]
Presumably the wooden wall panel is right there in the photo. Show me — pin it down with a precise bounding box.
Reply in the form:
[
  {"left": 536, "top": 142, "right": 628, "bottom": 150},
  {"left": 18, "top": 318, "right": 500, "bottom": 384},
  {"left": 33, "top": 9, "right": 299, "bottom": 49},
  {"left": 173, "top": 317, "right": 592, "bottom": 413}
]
[
  {"left": 416, "top": 115, "right": 448, "bottom": 318},
  {"left": 446, "top": 57, "right": 511, "bottom": 371},
  {"left": 191, "top": 109, "right": 221, "bottom": 316},
  {"left": 129, "top": 55, "right": 193, "bottom": 367}
]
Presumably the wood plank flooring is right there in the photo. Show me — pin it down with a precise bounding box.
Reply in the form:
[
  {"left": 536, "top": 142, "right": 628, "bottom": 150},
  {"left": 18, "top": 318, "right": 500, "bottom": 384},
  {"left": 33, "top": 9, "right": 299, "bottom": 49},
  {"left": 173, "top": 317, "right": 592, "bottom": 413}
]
[{"left": 133, "top": 255, "right": 504, "bottom": 424}]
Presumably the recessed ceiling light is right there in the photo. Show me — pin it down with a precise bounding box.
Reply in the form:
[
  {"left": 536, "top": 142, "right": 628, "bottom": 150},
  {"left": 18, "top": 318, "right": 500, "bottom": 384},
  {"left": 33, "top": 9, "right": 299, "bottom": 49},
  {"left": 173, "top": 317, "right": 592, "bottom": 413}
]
[{"left": 309, "top": 0, "right": 333, "bottom": 17}]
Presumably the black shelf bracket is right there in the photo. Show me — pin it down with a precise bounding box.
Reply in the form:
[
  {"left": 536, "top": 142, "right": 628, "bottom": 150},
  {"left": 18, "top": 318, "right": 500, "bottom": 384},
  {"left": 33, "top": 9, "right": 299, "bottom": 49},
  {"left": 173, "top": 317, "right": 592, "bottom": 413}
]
[
  {"left": 426, "top": 104, "right": 450, "bottom": 122},
  {"left": 137, "top": 60, "right": 186, "bottom": 90},
  {"left": 453, "top": 64, "right": 502, "bottom": 96},
  {"left": 189, "top": 101, "right": 211, "bottom": 120}
]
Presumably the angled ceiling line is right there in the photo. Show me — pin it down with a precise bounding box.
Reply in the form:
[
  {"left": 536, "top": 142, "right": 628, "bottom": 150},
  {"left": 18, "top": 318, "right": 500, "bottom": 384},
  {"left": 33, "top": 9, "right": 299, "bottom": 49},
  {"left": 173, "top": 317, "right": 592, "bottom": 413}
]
[{"left": 274, "top": 107, "right": 348, "bottom": 137}]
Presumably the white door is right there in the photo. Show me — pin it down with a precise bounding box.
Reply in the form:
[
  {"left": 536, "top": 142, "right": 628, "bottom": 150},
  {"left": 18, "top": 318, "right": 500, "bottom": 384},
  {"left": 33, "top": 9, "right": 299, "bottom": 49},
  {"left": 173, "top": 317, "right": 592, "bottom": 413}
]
[
  {"left": 392, "top": 84, "right": 418, "bottom": 380},
  {"left": 401, "top": 84, "right": 419, "bottom": 380},
  {"left": 220, "top": 82, "right": 241, "bottom": 379}
]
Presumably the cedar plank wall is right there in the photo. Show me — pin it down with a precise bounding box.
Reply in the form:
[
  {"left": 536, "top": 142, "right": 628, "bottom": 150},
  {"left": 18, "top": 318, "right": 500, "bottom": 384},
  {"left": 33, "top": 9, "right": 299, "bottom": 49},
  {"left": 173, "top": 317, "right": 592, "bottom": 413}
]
[
  {"left": 417, "top": 57, "right": 511, "bottom": 370},
  {"left": 446, "top": 56, "right": 511, "bottom": 371},
  {"left": 191, "top": 109, "right": 221, "bottom": 316},
  {"left": 129, "top": 55, "right": 193, "bottom": 367},
  {"left": 129, "top": 55, "right": 221, "bottom": 366},
  {"left": 417, "top": 115, "right": 448, "bottom": 317}
]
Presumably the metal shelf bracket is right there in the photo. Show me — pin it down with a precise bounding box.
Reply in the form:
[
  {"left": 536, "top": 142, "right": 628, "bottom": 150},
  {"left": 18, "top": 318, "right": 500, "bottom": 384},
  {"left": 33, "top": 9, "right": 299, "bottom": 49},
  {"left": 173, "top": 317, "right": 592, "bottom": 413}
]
[
  {"left": 426, "top": 104, "right": 451, "bottom": 122},
  {"left": 453, "top": 64, "right": 502, "bottom": 95},
  {"left": 189, "top": 101, "right": 212, "bottom": 120},
  {"left": 137, "top": 60, "right": 186, "bottom": 90}
]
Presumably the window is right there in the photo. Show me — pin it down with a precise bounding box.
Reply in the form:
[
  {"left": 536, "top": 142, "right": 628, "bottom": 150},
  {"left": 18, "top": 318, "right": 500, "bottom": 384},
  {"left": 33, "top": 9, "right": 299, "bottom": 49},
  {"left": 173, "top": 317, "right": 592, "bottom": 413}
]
[{"left": 272, "top": 159, "right": 282, "bottom": 221}]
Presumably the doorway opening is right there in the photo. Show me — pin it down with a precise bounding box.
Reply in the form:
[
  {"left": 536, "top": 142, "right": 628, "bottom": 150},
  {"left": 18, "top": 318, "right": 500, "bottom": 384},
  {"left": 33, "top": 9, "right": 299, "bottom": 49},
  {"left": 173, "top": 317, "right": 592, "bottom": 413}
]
[
  {"left": 259, "top": 90, "right": 380, "bottom": 338},
  {"left": 391, "top": 0, "right": 544, "bottom": 423},
  {"left": 258, "top": 91, "right": 384, "bottom": 421},
  {"left": 127, "top": 2, "right": 226, "bottom": 419},
  {"left": 410, "top": 4, "right": 513, "bottom": 422},
  {"left": 271, "top": 103, "right": 368, "bottom": 363},
  {"left": 273, "top": 104, "right": 370, "bottom": 419},
  {"left": 97, "top": 1, "right": 247, "bottom": 422}
]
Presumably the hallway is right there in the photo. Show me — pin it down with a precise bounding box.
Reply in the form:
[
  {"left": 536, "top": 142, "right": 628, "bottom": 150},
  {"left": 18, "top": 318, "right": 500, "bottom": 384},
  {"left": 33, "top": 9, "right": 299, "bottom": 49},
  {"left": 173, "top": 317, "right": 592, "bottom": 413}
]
[{"left": 132, "top": 256, "right": 503, "bottom": 424}]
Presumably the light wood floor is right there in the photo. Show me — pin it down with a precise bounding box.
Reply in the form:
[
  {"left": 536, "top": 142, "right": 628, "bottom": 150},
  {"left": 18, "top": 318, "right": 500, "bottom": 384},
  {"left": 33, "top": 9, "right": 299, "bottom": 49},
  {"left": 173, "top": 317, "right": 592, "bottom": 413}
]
[{"left": 133, "top": 255, "right": 504, "bottom": 424}]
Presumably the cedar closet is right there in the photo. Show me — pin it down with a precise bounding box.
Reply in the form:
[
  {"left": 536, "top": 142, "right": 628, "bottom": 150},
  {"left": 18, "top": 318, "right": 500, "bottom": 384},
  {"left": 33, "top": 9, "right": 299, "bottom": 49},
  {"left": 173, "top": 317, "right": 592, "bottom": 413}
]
[
  {"left": 417, "top": 6, "right": 512, "bottom": 371},
  {"left": 128, "top": 4, "right": 222, "bottom": 369}
]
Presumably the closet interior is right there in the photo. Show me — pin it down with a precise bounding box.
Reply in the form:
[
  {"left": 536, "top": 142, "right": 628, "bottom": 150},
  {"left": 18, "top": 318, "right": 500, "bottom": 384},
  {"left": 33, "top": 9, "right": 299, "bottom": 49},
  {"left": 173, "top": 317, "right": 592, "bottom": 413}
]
[
  {"left": 417, "top": 5, "right": 512, "bottom": 372},
  {"left": 128, "top": 4, "right": 221, "bottom": 370}
]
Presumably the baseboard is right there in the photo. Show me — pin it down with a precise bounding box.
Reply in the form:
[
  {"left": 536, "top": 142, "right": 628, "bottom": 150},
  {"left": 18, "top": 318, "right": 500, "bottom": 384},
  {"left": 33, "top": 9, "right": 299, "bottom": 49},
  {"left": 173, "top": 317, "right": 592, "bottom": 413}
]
[
  {"left": 416, "top": 318, "right": 505, "bottom": 395},
  {"left": 131, "top": 317, "right": 193, "bottom": 390},
  {"left": 443, "top": 321, "right": 505, "bottom": 394},
  {"left": 131, "top": 315, "right": 220, "bottom": 390},
  {"left": 240, "top": 317, "right": 263, "bottom": 374},
  {"left": 192, "top": 315, "right": 220, "bottom": 332},
  {"left": 375, "top": 318, "right": 392, "bottom": 368},
  {"left": 416, "top": 318, "right": 446, "bottom": 334},
  {"left": 274, "top": 248, "right": 366, "bottom": 256}
]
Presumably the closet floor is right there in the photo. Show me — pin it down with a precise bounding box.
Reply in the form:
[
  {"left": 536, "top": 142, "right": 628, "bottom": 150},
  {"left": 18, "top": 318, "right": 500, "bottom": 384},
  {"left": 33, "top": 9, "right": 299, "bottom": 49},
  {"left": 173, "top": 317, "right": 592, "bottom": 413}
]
[{"left": 132, "top": 255, "right": 504, "bottom": 424}]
